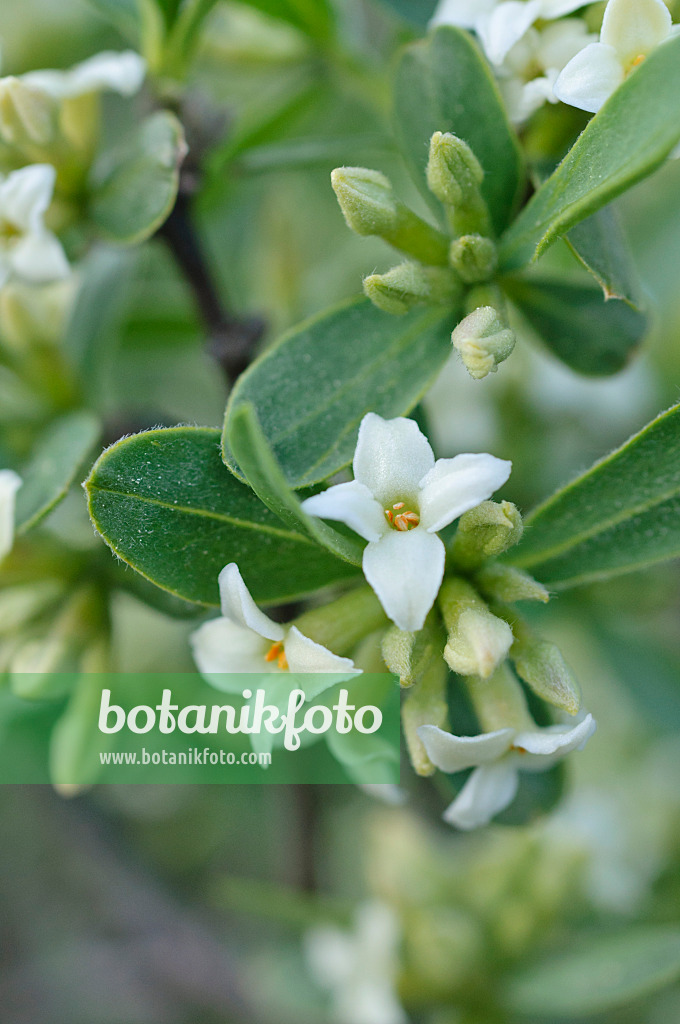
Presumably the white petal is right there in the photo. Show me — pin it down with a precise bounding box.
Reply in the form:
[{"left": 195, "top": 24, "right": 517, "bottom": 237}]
[
  {"left": 301, "top": 480, "right": 386, "bottom": 542},
  {"left": 442, "top": 761, "right": 519, "bottom": 829},
  {"left": 539, "top": 0, "right": 588, "bottom": 17},
  {"left": 417, "top": 724, "right": 514, "bottom": 772},
  {"left": 284, "top": 625, "right": 361, "bottom": 677},
  {"left": 0, "top": 164, "right": 55, "bottom": 231},
  {"left": 536, "top": 19, "right": 595, "bottom": 73},
  {"left": 190, "top": 617, "right": 269, "bottom": 679},
  {"left": 0, "top": 469, "right": 22, "bottom": 561},
  {"left": 9, "top": 231, "right": 70, "bottom": 283},
  {"left": 503, "top": 75, "right": 557, "bottom": 123},
  {"left": 353, "top": 413, "right": 435, "bottom": 506},
  {"left": 217, "top": 563, "right": 283, "bottom": 641},
  {"left": 553, "top": 42, "right": 624, "bottom": 112},
  {"left": 429, "top": 0, "right": 498, "bottom": 29},
  {"left": 363, "top": 528, "right": 445, "bottom": 632},
  {"left": 478, "top": 1, "right": 543, "bottom": 66},
  {"left": 601, "top": 0, "right": 672, "bottom": 66},
  {"left": 514, "top": 713, "right": 597, "bottom": 769},
  {"left": 23, "top": 51, "right": 147, "bottom": 99},
  {"left": 418, "top": 453, "right": 511, "bottom": 533}
]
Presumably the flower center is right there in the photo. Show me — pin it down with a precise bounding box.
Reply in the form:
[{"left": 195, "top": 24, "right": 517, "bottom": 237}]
[
  {"left": 384, "top": 501, "right": 420, "bottom": 532},
  {"left": 626, "top": 53, "right": 646, "bottom": 74},
  {"left": 264, "top": 641, "right": 289, "bottom": 671},
  {"left": 0, "top": 218, "right": 21, "bottom": 246}
]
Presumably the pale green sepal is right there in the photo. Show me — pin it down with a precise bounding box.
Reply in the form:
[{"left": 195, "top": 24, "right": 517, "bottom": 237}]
[
  {"left": 449, "top": 234, "right": 498, "bottom": 284},
  {"left": 475, "top": 564, "right": 549, "bottom": 604},
  {"left": 439, "top": 577, "right": 513, "bottom": 679},
  {"left": 511, "top": 620, "right": 581, "bottom": 715},
  {"left": 293, "top": 586, "right": 388, "bottom": 658},
  {"left": 466, "top": 662, "right": 534, "bottom": 734},
  {"left": 363, "top": 261, "right": 461, "bottom": 315},
  {"left": 381, "top": 611, "right": 446, "bottom": 688},
  {"left": 426, "top": 131, "right": 491, "bottom": 237},
  {"left": 402, "top": 657, "right": 449, "bottom": 776}
]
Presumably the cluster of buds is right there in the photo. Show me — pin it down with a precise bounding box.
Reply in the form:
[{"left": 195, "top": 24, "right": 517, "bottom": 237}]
[{"left": 331, "top": 130, "right": 516, "bottom": 380}]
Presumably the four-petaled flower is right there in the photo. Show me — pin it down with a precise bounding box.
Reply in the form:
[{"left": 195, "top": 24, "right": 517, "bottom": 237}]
[
  {"left": 190, "top": 563, "right": 360, "bottom": 684},
  {"left": 418, "top": 713, "right": 597, "bottom": 830},
  {"left": 554, "top": 0, "right": 676, "bottom": 113},
  {"left": 0, "top": 164, "right": 70, "bottom": 288},
  {"left": 0, "top": 469, "right": 22, "bottom": 563},
  {"left": 301, "top": 413, "right": 510, "bottom": 633},
  {"left": 20, "top": 50, "right": 146, "bottom": 100}
]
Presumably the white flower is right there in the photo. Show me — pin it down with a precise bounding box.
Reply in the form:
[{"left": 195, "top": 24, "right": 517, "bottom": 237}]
[
  {"left": 0, "top": 469, "right": 21, "bottom": 563},
  {"left": 499, "top": 19, "right": 596, "bottom": 123},
  {"left": 20, "top": 50, "right": 146, "bottom": 100},
  {"left": 554, "top": 0, "right": 675, "bottom": 113},
  {"left": 305, "top": 901, "right": 408, "bottom": 1024},
  {"left": 418, "top": 713, "right": 597, "bottom": 830},
  {"left": 301, "top": 413, "right": 510, "bottom": 633},
  {"left": 0, "top": 164, "right": 69, "bottom": 288},
  {"left": 190, "top": 563, "right": 359, "bottom": 686}
]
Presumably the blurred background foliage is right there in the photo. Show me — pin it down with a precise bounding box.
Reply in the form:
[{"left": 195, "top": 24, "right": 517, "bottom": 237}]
[{"left": 2, "top": 1, "right": 680, "bottom": 1022}]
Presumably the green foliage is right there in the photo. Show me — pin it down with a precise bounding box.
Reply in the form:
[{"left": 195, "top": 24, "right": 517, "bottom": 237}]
[
  {"left": 504, "top": 277, "right": 648, "bottom": 376},
  {"left": 89, "top": 112, "right": 185, "bottom": 244},
  {"left": 222, "top": 297, "right": 454, "bottom": 488},
  {"left": 235, "top": 0, "right": 336, "bottom": 41},
  {"left": 15, "top": 412, "right": 101, "bottom": 533},
  {"left": 85, "top": 426, "right": 359, "bottom": 606},
  {"left": 508, "top": 404, "right": 680, "bottom": 588},
  {"left": 393, "top": 27, "right": 525, "bottom": 236},
  {"left": 500, "top": 34, "right": 680, "bottom": 269},
  {"left": 506, "top": 926, "right": 680, "bottom": 1016},
  {"left": 566, "top": 205, "right": 644, "bottom": 308},
  {"left": 84, "top": 0, "right": 140, "bottom": 42}
]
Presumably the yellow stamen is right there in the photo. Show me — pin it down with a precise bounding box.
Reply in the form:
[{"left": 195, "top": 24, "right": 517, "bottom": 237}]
[
  {"left": 265, "top": 641, "right": 284, "bottom": 664},
  {"left": 277, "top": 649, "right": 289, "bottom": 671},
  {"left": 394, "top": 511, "right": 420, "bottom": 531},
  {"left": 393, "top": 502, "right": 405, "bottom": 510},
  {"left": 630, "top": 53, "right": 646, "bottom": 68}
]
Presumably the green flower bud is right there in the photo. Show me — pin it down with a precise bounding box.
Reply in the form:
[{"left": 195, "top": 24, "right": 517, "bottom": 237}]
[
  {"left": 475, "top": 564, "right": 549, "bottom": 604},
  {"left": 293, "top": 585, "right": 387, "bottom": 657},
  {"left": 0, "top": 279, "right": 76, "bottom": 352},
  {"left": 449, "top": 234, "right": 498, "bottom": 283},
  {"left": 0, "top": 77, "right": 57, "bottom": 152},
  {"left": 451, "top": 500, "right": 524, "bottom": 570},
  {"left": 439, "top": 577, "right": 513, "bottom": 679},
  {"left": 50, "top": 641, "right": 111, "bottom": 796},
  {"left": 381, "top": 612, "right": 446, "bottom": 688},
  {"left": 511, "top": 620, "right": 581, "bottom": 715},
  {"left": 426, "top": 131, "right": 491, "bottom": 236},
  {"left": 402, "top": 658, "right": 449, "bottom": 776},
  {"left": 452, "top": 305, "right": 515, "bottom": 380},
  {"left": 466, "top": 662, "right": 534, "bottom": 733},
  {"left": 331, "top": 166, "right": 450, "bottom": 266},
  {"left": 363, "top": 261, "right": 461, "bottom": 315}
]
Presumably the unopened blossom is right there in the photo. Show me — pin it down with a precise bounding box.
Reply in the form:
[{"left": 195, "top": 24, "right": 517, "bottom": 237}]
[
  {"left": 302, "top": 413, "right": 510, "bottom": 633},
  {"left": 20, "top": 50, "right": 146, "bottom": 100},
  {"left": 304, "top": 901, "right": 408, "bottom": 1024},
  {"left": 190, "top": 563, "right": 359, "bottom": 687},
  {"left": 418, "top": 713, "right": 596, "bottom": 829},
  {"left": 0, "top": 470, "right": 22, "bottom": 563},
  {"left": 0, "top": 164, "right": 69, "bottom": 288},
  {"left": 555, "top": 0, "right": 675, "bottom": 113}
]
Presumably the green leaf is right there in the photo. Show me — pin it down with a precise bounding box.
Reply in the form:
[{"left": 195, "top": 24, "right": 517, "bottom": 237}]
[
  {"left": 376, "top": 0, "right": 438, "bottom": 27},
  {"left": 85, "top": 426, "right": 359, "bottom": 606},
  {"left": 504, "top": 276, "right": 648, "bottom": 376},
  {"left": 500, "top": 35, "right": 680, "bottom": 270},
  {"left": 566, "top": 205, "right": 643, "bottom": 308},
  {"left": 222, "top": 297, "right": 453, "bottom": 489},
  {"left": 505, "top": 926, "right": 680, "bottom": 1017},
  {"left": 226, "top": 403, "right": 364, "bottom": 565},
  {"left": 89, "top": 111, "right": 185, "bottom": 244},
  {"left": 235, "top": 0, "right": 335, "bottom": 40},
  {"left": 84, "top": 0, "right": 140, "bottom": 41},
  {"left": 393, "top": 26, "right": 525, "bottom": 236},
  {"left": 507, "top": 403, "right": 680, "bottom": 588},
  {"left": 16, "top": 412, "right": 101, "bottom": 533}
]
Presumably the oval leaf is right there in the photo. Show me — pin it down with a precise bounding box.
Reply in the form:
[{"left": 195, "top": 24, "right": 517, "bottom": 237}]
[
  {"left": 89, "top": 111, "right": 186, "bottom": 244},
  {"left": 508, "top": 403, "right": 680, "bottom": 588},
  {"left": 505, "top": 926, "right": 680, "bottom": 1017},
  {"left": 16, "top": 411, "right": 101, "bottom": 532},
  {"left": 393, "top": 26, "right": 525, "bottom": 235},
  {"left": 566, "top": 204, "right": 643, "bottom": 308},
  {"left": 504, "top": 277, "right": 648, "bottom": 376},
  {"left": 222, "top": 297, "right": 454, "bottom": 488},
  {"left": 500, "top": 34, "right": 680, "bottom": 270},
  {"left": 85, "top": 427, "right": 359, "bottom": 606}
]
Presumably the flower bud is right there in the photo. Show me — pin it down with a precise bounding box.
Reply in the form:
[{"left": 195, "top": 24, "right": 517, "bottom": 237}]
[
  {"left": 439, "top": 577, "right": 513, "bottom": 679},
  {"left": 452, "top": 305, "right": 515, "bottom": 379},
  {"left": 466, "top": 662, "right": 534, "bottom": 733},
  {"left": 363, "top": 261, "right": 461, "bottom": 315},
  {"left": 0, "top": 278, "right": 76, "bottom": 352},
  {"left": 511, "top": 621, "right": 581, "bottom": 715},
  {"left": 0, "top": 76, "right": 57, "bottom": 151},
  {"left": 449, "top": 234, "right": 497, "bottom": 283},
  {"left": 51, "top": 641, "right": 111, "bottom": 795},
  {"left": 331, "top": 166, "right": 450, "bottom": 265},
  {"left": 451, "top": 500, "right": 523, "bottom": 570},
  {"left": 475, "top": 564, "right": 549, "bottom": 604},
  {"left": 381, "top": 613, "right": 446, "bottom": 688},
  {"left": 401, "top": 659, "right": 449, "bottom": 776},
  {"left": 293, "top": 585, "right": 387, "bottom": 656},
  {"left": 426, "top": 131, "right": 491, "bottom": 236}
]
